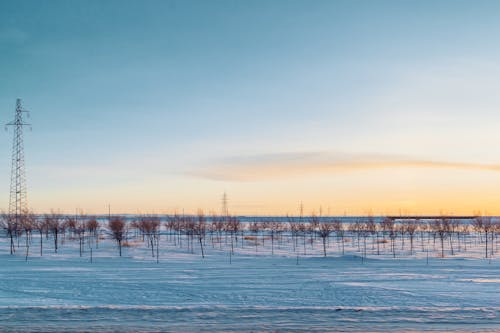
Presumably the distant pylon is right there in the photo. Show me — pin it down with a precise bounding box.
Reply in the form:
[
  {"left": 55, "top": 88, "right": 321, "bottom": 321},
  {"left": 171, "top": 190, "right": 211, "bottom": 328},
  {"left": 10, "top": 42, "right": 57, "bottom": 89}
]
[
  {"left": 221, "top": 192, "right": 228, "bottom": 217},
  {"left": 6, "top": 99, "right": 30, "bottom": 220}
]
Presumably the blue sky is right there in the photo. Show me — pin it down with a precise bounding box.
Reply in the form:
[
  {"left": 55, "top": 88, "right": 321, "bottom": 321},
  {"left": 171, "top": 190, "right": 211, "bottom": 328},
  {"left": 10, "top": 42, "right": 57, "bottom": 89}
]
[{"left": 2, "top": 0, "right": 500, "bottom": 215}]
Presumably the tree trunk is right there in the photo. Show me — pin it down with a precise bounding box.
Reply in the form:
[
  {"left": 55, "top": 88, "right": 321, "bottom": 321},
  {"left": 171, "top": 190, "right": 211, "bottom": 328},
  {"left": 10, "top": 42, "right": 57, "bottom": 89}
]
[
  {"left": 10, "top": 233, "right": 15, "bottom": 255},
  {"left": 199, "top": 237, "right": 205, "bottom": 258},
  {"left": 25, "top": 236, "right": 29, "bottom": 262},
  {"left": 39, "top": 231, "right": 43, "bottom": 256},
  {"left": 485, "top": 231, "right": 488, "bottom": 258},
  {"left": 54, "top": 230, "right": 58, "bottom": 253}
]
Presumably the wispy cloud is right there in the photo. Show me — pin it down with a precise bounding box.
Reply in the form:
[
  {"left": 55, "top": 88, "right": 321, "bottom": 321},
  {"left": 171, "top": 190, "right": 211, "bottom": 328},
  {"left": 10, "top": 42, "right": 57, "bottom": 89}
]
[{"left": 188, "top": 152, "right": 500, "bottom": 181}]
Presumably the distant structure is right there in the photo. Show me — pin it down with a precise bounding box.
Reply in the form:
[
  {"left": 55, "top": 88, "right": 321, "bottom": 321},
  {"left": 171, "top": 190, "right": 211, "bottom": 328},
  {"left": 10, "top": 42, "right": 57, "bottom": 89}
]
[
  {"left": 221, "top": 192, "right": 228, "bottom": 216},
  {"left": 6, "top": 99, "right": 30, "bottom": 220}
]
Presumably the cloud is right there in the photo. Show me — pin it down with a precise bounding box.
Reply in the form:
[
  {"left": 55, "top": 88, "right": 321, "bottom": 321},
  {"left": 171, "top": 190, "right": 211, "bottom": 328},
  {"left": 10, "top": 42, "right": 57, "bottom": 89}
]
[{"left": 188, "top": 152, "right": 500, "bottom": 181}]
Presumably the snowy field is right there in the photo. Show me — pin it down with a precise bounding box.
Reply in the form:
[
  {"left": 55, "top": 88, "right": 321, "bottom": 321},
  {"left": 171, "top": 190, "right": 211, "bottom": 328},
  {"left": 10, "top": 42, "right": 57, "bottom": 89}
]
[{"left": 0, "top": 218, "right": 499, "bottom": 332}]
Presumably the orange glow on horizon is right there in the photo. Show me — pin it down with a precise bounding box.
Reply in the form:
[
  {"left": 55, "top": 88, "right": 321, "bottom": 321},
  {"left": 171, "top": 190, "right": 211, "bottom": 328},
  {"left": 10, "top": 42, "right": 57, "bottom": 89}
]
[{"left": 15, "top": 160, "right": 500, "bottom": 217}]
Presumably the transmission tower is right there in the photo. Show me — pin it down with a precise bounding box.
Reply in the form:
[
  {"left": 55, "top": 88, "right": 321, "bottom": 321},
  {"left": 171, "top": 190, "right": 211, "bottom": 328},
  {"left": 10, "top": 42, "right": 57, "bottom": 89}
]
[
  {"left": 6, "top": 98, "right": 30, "bottom": 220},
  {"left": 221, "top": 192, "right": 228, "bottom": 217}
]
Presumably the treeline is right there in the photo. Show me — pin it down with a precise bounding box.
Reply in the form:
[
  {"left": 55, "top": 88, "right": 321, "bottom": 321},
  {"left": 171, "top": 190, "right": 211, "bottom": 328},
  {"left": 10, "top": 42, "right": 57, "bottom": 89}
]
[
  {"left": 0, "top": 212, "right": 99, "bottom": 261},
  {"left": 1, "top": 212, "right": 499, "bottom": 261}
]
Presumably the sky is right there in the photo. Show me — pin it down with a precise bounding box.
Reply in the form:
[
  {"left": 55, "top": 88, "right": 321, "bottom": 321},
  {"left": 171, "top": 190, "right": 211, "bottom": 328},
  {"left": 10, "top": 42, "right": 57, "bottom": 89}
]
[{"left": 2, "top": 0, "right": 500, "bottom": 216}]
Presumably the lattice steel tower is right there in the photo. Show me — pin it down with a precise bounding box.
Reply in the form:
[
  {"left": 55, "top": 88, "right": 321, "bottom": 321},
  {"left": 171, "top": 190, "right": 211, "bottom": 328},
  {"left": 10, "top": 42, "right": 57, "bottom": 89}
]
[
  {"left": 6, "top": 98, "right": 30, "bottom": 219},
  {"left": 222, "top": 192, "right": 228, "bottom": 217}
]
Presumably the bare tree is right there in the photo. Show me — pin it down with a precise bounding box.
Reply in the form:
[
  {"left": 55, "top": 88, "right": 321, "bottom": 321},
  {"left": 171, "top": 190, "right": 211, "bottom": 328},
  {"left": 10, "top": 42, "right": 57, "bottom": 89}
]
[
  {"left": 352, "top": 219, "right": 363, "bottom": 252},
  {"left": 461, "top": 223, "right": 470, "bottom": 252},
  {"left": 358, "top": 219, "right": 372, "bottom": 260},
  {"left": 75, "top": 218, "right": 86, "bottom": 257},
  {"left": 184, "top": 215, "right": 196, "bottom": 254},
  {"left": 332, "top": 219, "right": 345, "bottom": 255},
  {"left": 86, "top": 217, "right": 100, "bottom": 248},
  {"left": 225, "top": 216, "right": 240, "bottom": 254},
  {"left": 297, "top": 222, "right": 308, "bottom": 255},
  {"left": 287, "top": 217, "right": 300, "bottom": 253},
  {"left": 1, "top": 212, "right": 17, "bottom": 254},
  {"left": 473, "top": 216, "right": 493, "bottom": 258},
  {"left": 138, "top": 215, "right": 161, "bottom": 258},
  {"left": 45, "top": 212, "right": 63, "bottom": 253},
  {"left": 419, "top": 219, "right": 427, "bottom": 252},
  {"left": 65, "top": 216, "right": 77, "bottom": 238},
  {"left": 432, "top": 218, "right": 449, "bottom": 258},
  {"left": 310, "top": 214, "right": 320, "bottom": 244},
  {"left": 192, "top": 210, "right": 207, "bottom": 258},
  {"left": 381, "top": 218, "right": 396, "bottom": 258},
  {"left": 21, "top": 212, "right": 35, "bottom": 261},
  {"left": 212, "top": 215, "right": 225, "bottom": 249},
  {"left": 404, "top": 220, "right": 418, "bottom": 255},
  {"left": 365, "top": 217, "right": 377, "bottom": 252},
  {"left": 109, "top": 216, "right": 126, "bottom": 256},
  {"left": 85, "top": 217, "right": 99, "bottom": 262},
  {"left": 268, "top": 221, "right": 281, "bottom": 255},
  {"left": 318, "top": 220, "right": 333, "bottom": 257},
  {"left": 34, "top": 216, "right": 49, "bottom": 256},
  {"left": 450, "top": 219, "right": 462, "bottom": 252},
  {"left": 166, "top": 213, "right": 182, "bottom": 247},
  {"left": 249, "top": 221, "right": 261, "bottom": 252}
]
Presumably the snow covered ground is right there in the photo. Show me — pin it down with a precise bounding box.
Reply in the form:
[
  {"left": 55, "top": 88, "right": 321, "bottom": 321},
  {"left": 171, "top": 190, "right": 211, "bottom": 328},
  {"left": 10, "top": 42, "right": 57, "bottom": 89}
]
[{"left": 0, "top": 222, "right": 498, "bottom": 332}]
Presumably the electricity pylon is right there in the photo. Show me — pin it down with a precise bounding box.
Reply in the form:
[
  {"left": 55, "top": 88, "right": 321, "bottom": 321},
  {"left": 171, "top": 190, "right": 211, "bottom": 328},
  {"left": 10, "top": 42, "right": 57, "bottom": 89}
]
[
  {"left": 6, "top": 98, "right": 30, "bottom": 221},
  {"left": 222, "top": 192, "right": 228, "bottom": 217}
]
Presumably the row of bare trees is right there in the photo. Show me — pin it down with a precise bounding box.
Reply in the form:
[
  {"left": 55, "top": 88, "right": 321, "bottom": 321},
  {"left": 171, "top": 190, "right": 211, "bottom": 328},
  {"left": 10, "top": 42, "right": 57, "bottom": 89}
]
[
  {"left": 158, "top": 214, "right": 500, "bottom": 260},
  {"left": 162, "top": 214, "right": 500, "bottom": 259},
  {"left": 0, "top": 211, "right": 100, "bottom": 261},
  {"left": 2, "top": 212, "right": 499, "bottom": 261}
]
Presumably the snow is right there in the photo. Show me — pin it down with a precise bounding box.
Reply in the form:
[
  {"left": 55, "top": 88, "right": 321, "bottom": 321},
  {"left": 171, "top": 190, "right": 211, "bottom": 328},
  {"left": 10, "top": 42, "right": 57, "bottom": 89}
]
[{"left": 0, "top": 219, "right": 498, "bottom": 332}]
